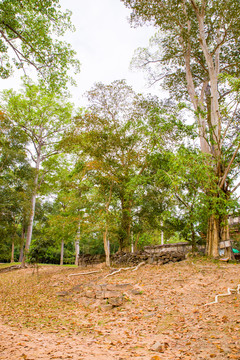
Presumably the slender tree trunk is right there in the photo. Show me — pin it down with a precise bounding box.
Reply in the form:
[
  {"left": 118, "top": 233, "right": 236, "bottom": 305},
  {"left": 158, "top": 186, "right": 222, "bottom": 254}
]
[
  {"left": 103, "top": 228, "right": 110, "bottom": 267},
  {"left": 11, "top": 242, "right": 14, "bottom": 263},
  {"left": 134, "top": 232, "right": 140, "bottom": 252},
  {"left": 190, "top": 222, "right": 197, "bottom": 252},
  {"left": 21, "top": 154, "right": 41, "bottom": 267},
  {"left": 75, "top": 222, "right": 80, "bottom": 266},
  {"left": 119, "top": 197, "right": 132, "bottom": 251},
  {"left": 103, "top": 181, "right": 113, "bottom": 267},
  {"left": 19, "top": 226, "right": 25, "bottom": 262},
  {"left": 24, "top": 154, "right": 41, "bottom": 259},
  {"left": 60, "top": 239, "right": 64, "bottom": 266}
]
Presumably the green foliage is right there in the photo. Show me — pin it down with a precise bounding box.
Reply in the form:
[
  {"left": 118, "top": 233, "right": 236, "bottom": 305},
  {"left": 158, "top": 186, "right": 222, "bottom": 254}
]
[
  {"left": 27, "top": 237, "right": 75, "bottom": 264},
  {"left": 0, "top": 0, "right": 80, "bottom": 90}
]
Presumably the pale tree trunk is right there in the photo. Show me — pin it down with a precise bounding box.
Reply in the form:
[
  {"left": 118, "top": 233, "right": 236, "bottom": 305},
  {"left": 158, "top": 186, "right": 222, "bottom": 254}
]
[
  {"left": 103, "top": 181, "right": 113, "bottom": 267},
  {"left": 161, "top": 230, "right": 164, "bottom": 246},
  {"left": 75, "top": 222, "right": 80, "bottom": 266},
  {"left": 22, "top": 153, "right": 41, "bottom": 266},
  {"left": 11, "top": 242, "right": 14, "bottom": 263},
  {"left": 181, "top": 2, "right": 224, "bottom": 257},
  {"left": 60, "top": 239, "right": 64, "bottom": 265}
]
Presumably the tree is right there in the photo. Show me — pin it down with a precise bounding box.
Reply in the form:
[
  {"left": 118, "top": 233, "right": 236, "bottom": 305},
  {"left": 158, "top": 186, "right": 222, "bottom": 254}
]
[
  {"left": 0, "top": 0, "right": 80, "bottom": 89},
  {"left": 67, "top": 80, "right": 182, "bottom": 261},
  {"left": 1, "top": 80, "right": 73, "bottom": 261},
  {"left": 122, "top": 0, "right": 240, "bottom": 257},
  {"left": 0, "top": 110, "right": 33, "bottom": 262}
]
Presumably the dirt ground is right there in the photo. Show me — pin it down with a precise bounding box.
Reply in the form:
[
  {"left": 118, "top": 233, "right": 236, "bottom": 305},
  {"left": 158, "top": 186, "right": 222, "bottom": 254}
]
[{"left": 0, "top": 258, "right": 240, "bottom": 360}]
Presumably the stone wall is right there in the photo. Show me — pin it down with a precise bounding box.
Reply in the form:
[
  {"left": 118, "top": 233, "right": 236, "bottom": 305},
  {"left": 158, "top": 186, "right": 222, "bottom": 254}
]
[{"left": 144, "top": 242, "right": 205, "bottom": 255}]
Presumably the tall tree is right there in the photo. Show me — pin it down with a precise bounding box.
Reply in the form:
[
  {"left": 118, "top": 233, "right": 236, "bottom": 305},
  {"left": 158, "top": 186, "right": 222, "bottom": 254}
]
[
  {"left": 122, "top": 0, "right": 240, "bottom": 257},
  {"left": 1, "top": 80, "right": 73, "bottom": 260},
  {"left": 0, "top": 110, "right": 32, "bottom": 262},
  {"left": 67, "top": 80, "right": 182, "bottom": 258},
  {"left": 0, "top": 0, "right": 80, "bottom": 90}
]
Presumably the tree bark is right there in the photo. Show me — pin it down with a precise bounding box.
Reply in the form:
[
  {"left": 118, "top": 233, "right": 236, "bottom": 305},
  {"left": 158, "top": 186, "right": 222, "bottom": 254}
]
[
  {"left": 103, "top": 181, "right": 113, "bottom": 267},
  {"left": 103, "top": 228, "right": 110, "bottom": 267},
  {"left": 24, "top": 153, "right": 41, "bottom": 254},
  {"left": 18, "top": 226, "right": 25, "bottom": 262},
  {"left": 119, "top": 197, "right": 132, "bottom": 251},
  {"left": 11, "top": 241, "right": 14, "bottom": 263},
  {"left": 60, "top": 239, "right": 64, "bottom": 266},
  {"left": 206, "top": 215, "right": 219, "bottom": 258},
  {"left": 75, "top": 222, "right": 80, "bottom": 266}
]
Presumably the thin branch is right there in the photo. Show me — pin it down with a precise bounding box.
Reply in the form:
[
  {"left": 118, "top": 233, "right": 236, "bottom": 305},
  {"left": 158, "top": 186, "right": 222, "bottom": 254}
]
[
  {"left": 231, "top": 180, "right": 240, "bottom": 194},
  {"left": 219, "top": 143, "right": 240, "bottom": 189}
]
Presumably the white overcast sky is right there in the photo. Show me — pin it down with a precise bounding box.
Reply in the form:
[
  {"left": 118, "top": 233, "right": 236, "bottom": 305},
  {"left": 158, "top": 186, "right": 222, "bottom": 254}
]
[{"left": 0, "top": 0, "right": 161, "bottom": 106}]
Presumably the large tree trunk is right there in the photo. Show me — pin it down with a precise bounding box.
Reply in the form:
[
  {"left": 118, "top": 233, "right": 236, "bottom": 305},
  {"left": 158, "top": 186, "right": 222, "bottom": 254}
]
[{"left": 206, "top": 214, "right": 219, "bottom": 258}]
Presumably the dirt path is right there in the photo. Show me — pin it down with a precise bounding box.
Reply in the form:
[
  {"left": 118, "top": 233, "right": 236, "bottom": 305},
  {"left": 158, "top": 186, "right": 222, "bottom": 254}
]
[{"left": 0, "top": 260, "right": 240, "bottom": 359}]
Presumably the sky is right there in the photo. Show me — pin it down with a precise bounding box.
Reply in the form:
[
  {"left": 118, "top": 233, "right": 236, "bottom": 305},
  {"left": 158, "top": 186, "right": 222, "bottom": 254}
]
[{"left": 0, "top": 0, "right": 161, "bottom": 106}]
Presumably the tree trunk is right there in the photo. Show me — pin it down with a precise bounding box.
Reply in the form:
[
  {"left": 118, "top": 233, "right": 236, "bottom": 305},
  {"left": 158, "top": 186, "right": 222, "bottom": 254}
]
[
  {"left": 24, "top": 154, "right": 41, "bottom": 259},
  {"left": 18, "top": 226, "right": 25, "bottom": 263},
  {"left": 134, "top": 232, "right": 140, "bottom": 251},
  {"left": 161, "top": 230, "right": 164, "bottom": 246},
  {"left": 75, "top": 222, "right": 80, "bottom": 266},
  {"left": 103, "top": 181, "right": 113, "bottom": 267},
  {"left": 191, "top": 222, "right": 197, "bottom": 252},
  {"left": 206, "top": 214, "right": 219, "bottom": 258},
  {"left": 103, "top": 228, "right": 110, "bottom": 267},
  {"left": 119, "top": 197, "right": 132, "bottom": 251},
  {"left": 11, "top": 241, "right": 14, "bottom": 263},
  {"left": 60, "top": 239, "right": 64, "bottom": 266}
]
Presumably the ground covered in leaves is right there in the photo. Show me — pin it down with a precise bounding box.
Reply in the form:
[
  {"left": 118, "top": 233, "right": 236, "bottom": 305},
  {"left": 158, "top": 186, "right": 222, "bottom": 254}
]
[{"left": 0, "top": 258, "right": 240, "bottom": 360}]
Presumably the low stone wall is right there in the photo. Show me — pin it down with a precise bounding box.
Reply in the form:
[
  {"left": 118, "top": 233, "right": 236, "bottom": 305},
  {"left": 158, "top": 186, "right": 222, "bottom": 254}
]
[
  {"left": 111, "top": 250, "right": 185, "bottom": 266},
  {"left": 144, "top": 242, "right": 205, "bottom": 255}
]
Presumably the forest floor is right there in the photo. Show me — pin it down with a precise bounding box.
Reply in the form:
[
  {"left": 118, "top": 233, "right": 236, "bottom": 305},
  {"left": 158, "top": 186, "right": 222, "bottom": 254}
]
[{"left": 0, "top": 257, "right": 240, "bottom": 360}]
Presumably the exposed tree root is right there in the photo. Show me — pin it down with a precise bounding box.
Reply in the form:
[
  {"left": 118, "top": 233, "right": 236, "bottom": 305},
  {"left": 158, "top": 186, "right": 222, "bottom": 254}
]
[
  {"left": 68, "top": 270, "right": 101, "bottom": 277},
  {"left": 204, "top": 284, "right": 240, "bottom": 306},
  {"left": 104, "top": 262, "right": 145, "bottom": 278},
  {"left": 0, "top": 265, "right": 23, "bottom": 273}
]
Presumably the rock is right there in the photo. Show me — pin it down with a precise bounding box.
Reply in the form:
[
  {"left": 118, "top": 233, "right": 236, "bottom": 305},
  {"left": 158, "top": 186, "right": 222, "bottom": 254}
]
[
  {"left": 101, "top": 304, "right": 113, "bottom": 311},
  {"left": 108, "top": 296, "right": 124, "bottom": 307},
  {"left": 104, "top": 290, "right": 121, "bottom": 299},
  {"left": 106, "top": 283, "right": 133, "bottom": 291},
  {"left": 84, "top": 289, "right": 96, "bottom": 298},
  {"left": 95, "top": 290, "right": 105, "bottom": 299},
  {"left": 151, "top": 341, "right": 169, "bottom": 352}
]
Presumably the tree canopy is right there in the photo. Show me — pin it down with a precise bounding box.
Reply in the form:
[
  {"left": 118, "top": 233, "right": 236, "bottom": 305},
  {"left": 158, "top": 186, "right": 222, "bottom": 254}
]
[{"left": 0, "top": 0, "right": 80, "bottom": 89}]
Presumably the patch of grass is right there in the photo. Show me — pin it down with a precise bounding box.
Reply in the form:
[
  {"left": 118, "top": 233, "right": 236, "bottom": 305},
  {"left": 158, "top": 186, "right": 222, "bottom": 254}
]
[{"left": 0, "top": 262, "right": 21, "bottom": 269}]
